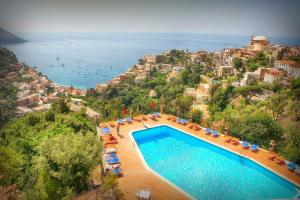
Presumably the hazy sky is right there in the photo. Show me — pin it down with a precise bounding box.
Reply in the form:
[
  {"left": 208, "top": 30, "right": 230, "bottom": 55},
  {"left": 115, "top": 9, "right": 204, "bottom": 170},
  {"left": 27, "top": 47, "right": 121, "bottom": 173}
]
[{"left": 1, "top": 0, "right": 300, "bottom": 37}]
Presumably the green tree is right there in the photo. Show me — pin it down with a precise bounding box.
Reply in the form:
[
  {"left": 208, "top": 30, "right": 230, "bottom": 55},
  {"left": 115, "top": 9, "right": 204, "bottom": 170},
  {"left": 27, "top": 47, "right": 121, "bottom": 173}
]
[
  {"left": 190, "top": 109, "right": 203, "bottom": 123},
  {"left": 0, "top": 147, "right": 24, "bottom": 185},
  {"left": 226, "top": 111, "right": 284, "bottom": 148},
  {"left": 51, "top": 98, "right": 70, "bottom": 114},
  {"left": 33, "top": 132, "right": 101, "bottom": 198},
  {"left": 102, "top": 174, "right": 124, "bottom": 200},
  {"left": 175, "top": 96, "right": 193, "bottom": 118},
  {"left": 156, "top": 55, "right": 169, "bottom": 64},
  {"left": 233, "top": 57, "right": 244, "bottom": 71},
  {"left": 265, "top": 92, "right": 287, "bottom": 120},
  {"left": 289, "top": 101, "right": 300, "bottom": 121},
  {"left": 290, "top": 78, "right": 300, "bottom": 99},
  {"left": 283, "top": 122, "right": 300, "bottom": 164}
]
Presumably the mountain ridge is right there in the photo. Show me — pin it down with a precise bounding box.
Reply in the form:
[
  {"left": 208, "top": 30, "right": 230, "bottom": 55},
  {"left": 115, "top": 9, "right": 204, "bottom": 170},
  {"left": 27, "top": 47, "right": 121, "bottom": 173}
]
[{"left": 0, "top": 28, "right": 27, "bottom": 44}]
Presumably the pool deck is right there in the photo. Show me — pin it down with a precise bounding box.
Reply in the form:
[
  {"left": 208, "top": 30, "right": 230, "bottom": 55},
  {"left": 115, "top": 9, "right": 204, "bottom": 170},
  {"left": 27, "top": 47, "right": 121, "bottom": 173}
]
[{"left": 105, "top": 114, "right": 300, "bottom": 200}]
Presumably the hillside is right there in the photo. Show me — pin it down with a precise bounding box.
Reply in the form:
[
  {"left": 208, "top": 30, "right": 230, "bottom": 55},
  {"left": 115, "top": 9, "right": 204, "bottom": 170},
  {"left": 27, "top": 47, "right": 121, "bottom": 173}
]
[{"left": 0, "top": 28, "right": 26, "bottom": 44}]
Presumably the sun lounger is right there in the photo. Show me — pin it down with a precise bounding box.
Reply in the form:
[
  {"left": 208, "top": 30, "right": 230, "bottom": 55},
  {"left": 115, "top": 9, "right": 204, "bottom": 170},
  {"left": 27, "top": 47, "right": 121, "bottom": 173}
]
[
  {"left": 231, "top": 138, "right": 240, "bottom": 145},
  {"left": 117, "top": 119, "right": 124, "bottom": 124},
  {"left": 105, "top": 147, "right": 117, "bottom": 154},
  {"left": 167, "top": 116, "right": 172, "bottom": 120},
  {"left": 141, "top": 115, "right": 148, "bottom": 121},
  {"left": 102, "top": 135, "right": 117, "bottom": 143},
  {"left": 250, "top": 144, "right": 259, "bottom": 152},
  {"left": 194, "top": 125, "right": 201, "bottom": 131},
  {"left": 148, "top": 114, "right": 158, "bottom": 121},
  {"left": 136, "top": 189, "right": 151, "bottom": 200},
  {"left": 224, "top": 136, "right": 232, "bottom": 142},
  {"left": 104, "top": 141, "right": 117, "bottom": 145},
  {"left": 105, "top": 152, "right": 118, "bottom": 159},
  {"left": 268, "top": 154, "right": 276, "bottom": 160},
  {"left": 275, "top": 158, "right": 285, "bottom": 165},
  {"left": 242, "top": 141, "right": 250, "bottom": 149},
  {"left": 204, "top": 128, "right": 211, "bottom": 134},
  {"left": 153, "top": 112, "right": 161, "bottom": 118},
  {"left": 105, "top": 143, "right": 116, "bottom": 148},
  {"left": 109, "top": 121, "right": 116, "bottom": 127},
  {"left": 180, "top": 119, "right": 188, "bottom": 125},
  {"left": 112, "top": 168, "right": 122, "bottom": 176},
  {"left": 106, "top": 157, "right": 120, "bottom": 164},
  {"left": 134, "top": 117, "right": 142, "bottom": 122},
  {"left": 287, "top": 162, "right": 297, "bottom": 171},
  {"left": 294, "top": 168, "right": 300, "bottom": 176},
  {"left": 101, "top": 127, "right": 111, "bottom": 135},
  {"left": 188, "top": 124, "right": 194, "bottom": 129},
  {"left": 212, "top": 130, "right": 219, "bottom": 137},
  {"left": 105, "top": 163, "right": 120, "bottom": 170},
  {"left": 127, "top": 117, "right": 133, "bottom": 123}
]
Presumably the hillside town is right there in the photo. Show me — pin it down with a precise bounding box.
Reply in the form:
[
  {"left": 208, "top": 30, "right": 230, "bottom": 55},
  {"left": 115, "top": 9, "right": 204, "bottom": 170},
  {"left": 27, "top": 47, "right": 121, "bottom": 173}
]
[
  {"left": 5, "top": 36, "right": 300, "bottom": 121},
  {"left": 4, "top": 63, "right": 87, "bottom": 115},
  {"left": 95, "top": 35, "right": 300, "bottom": 119}
]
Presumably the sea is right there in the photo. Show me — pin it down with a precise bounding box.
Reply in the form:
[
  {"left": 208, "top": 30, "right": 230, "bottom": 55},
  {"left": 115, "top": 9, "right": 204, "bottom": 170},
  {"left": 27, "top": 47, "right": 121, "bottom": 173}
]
[{"left": 2, "top": 32, "right": 300, "bottom": 89}]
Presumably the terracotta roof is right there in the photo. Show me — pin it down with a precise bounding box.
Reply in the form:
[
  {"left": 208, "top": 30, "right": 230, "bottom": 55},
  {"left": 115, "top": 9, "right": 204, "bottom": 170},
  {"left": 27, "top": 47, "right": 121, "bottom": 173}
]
[{"left": 268, "top": 68, "right": 282, "bottom": 76}]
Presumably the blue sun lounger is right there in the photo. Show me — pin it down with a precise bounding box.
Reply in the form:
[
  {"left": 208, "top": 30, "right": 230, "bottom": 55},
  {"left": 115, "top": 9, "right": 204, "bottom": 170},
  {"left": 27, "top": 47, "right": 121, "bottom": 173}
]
[
  {"left": 117, "top": 119, "right": 124, "bottom": 124},
  {"left": 251, "top": 144, "right": 259, "bottom": 151},
  {"left": 212, "top": 130, "right": 219, "bottom": 137},
  {"left": 242, "top": 141, "right": 250, "bottom": 148},
  {"left": 106, "top": 157, "right": 120, "bottom": 164},
  {"left": 101, "top": 127, "right": 111, "bottom": 135},
  {"left": 127, "top": 117, "right": 133, "bottom": 123},
  {"left": 113, "top": 168, "right": 122, "bottom": 175},
  {"left": 153, "top": 112, "right": 161, "bottom": 117},
  {"left": 287, "top": 162, "right": 297, "bottom": 171},
  {"left": 105, "top": 152, "right": 118, "bottom": 158},
  {"left": 204, "top": 128, "right": 211, "bottom": 134},
  {"left": 180, "top": 119, "right": 188, "bottom": 124}
]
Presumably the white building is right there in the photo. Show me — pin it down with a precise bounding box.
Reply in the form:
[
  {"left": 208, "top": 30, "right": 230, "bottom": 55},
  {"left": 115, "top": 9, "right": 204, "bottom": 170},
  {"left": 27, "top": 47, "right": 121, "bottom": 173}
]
[
  {"left": 288, "top": 64, "right": 300, "bottom": 78},
  {"left": 240, "top": 72, "right": 260, "bottom": 86},
  {"left": 274, "top": 60, "right": 300, "bottom": 78},
  {"left": 263, "top": 69, "right": 282, "bottom": 84}
]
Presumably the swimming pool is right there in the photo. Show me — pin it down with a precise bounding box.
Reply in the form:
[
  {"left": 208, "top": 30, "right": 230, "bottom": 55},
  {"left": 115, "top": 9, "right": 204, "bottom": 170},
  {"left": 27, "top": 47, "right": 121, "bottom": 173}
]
[{"left": 132, "top": 125, "right": 299, "bottom": 200}]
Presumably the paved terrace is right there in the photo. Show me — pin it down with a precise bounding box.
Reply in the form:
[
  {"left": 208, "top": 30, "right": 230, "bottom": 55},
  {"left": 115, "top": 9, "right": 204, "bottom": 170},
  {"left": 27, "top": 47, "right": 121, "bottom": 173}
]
[{"left": 104, "top": 114, "right": 300, "bottom": 200}]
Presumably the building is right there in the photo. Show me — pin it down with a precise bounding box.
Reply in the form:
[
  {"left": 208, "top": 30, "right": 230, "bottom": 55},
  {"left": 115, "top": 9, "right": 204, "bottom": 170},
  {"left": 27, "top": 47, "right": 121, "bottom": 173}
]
[
  {"left": 263, "top": 69, "right": 283, "bottom": 84},
  {"left": 17, "top": 93, "right": 40, "bottom": 107},
  {"left": 287, "top": 63, "right": 300, "bottom": 78},
  {"left": 95, "top": 83, "right": 108, "bottom": 93},
  {"left": 274, "top": 60, "right": 294, "bottom": 71},
  {"left": 135, "top": 74, "right": 147, "bottom": 83},
  {"left": 274, "top": 60, "right": 300, "bottom": 78},
  {"left": 240, "top": 72, "right": 260, "bottom": 86},
  {"left": 143, "top": 55, "right": 157, "bottom": 64},
  {"left": 184, "top": 88, "right": 197, "bottom": 98},
  {"left": 248, "top": 35, "right": 270, "bottom": 51},
  {"left": 217, "top": 65, "right": 234, "bottom": 77}
]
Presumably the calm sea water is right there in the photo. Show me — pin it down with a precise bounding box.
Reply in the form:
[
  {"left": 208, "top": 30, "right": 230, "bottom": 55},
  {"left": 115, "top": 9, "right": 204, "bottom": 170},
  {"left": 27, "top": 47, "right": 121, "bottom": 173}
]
[
  {"left": 2, "top": 32, "right": 300, "bottom": 89},
  {"left": 133, "top": 125, "right": 298, "bottom": 200}
]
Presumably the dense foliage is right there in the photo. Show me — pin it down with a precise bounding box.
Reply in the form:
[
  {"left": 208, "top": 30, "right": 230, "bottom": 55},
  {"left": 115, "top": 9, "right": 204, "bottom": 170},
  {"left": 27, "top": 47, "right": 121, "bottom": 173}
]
[
  {"left": 0, "top": 48, "right": 19, "bottom": 128},
  {"left": 0, "top": 99, "right": 101, "bottom": 199},
  {"left": 232, "top": 57, "right": 245, "bottom": 72},
  {"left": 86, "top": 51, "right": 201, "bottom": 120},
  {"left": 208, "top": 78, "right": 300, "bottom": 164},
  {"left": 246, "top": 52, "right": 270, "bottom": 72}
]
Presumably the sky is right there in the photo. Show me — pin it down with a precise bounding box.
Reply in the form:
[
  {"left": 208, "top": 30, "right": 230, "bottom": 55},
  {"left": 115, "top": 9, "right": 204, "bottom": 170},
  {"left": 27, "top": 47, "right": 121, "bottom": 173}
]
[{"left": 0, "top": 0, "right": 300, "bottom": 38}]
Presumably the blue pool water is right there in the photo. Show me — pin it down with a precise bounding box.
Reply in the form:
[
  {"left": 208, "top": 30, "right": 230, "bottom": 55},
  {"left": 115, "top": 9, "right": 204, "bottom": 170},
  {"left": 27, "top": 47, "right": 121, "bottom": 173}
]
[{"left": 132, "top": 125, "right": 299, "bottom": 200}]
